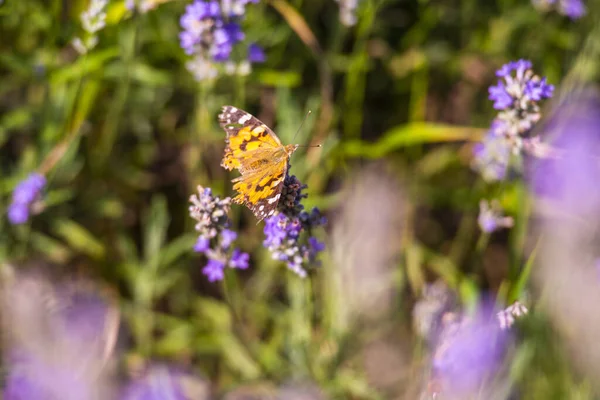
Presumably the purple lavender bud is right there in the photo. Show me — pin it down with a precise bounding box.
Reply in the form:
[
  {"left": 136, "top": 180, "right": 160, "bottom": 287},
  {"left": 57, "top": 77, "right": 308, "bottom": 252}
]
[
  {"left": 525, "top": 77, "right": 554, "bottom": 101},
  {"left": 211, "top": 23, "right": 244, "bottom": 62},
  {"left": 475, "top": 60, "right": 553, "bottom": 180},
  {"left": 561, "top": 0, "right": 586, "bottom": 19},
  {"left": 8, "top": 173, "right": 46, "bottom": 225},
  {"left": 471, "top": 130, "right": 511, "bottom": 182},
  {"left": 179, "top": 0, "right": 261, "bottom": 80},
  {"left": 308, "top": 237, "right": 325, "bottom": 253},
  {"left": 202, "top": 259, "right": 226, "bottom": 282},
  {"left": 261, "top": 171, "right": 326, "bottom": 277},
  {"left": 190, "top": 185, "right": 248, "bottom": 282},
  {"left": 194, "top": 237, "right": 211, "bottom": 253},
  {"left": 220, "top": 229, "right": 237, "bottom": 249},
  {"left": 221, "top": 0, "right": 259, "bottom": 16},
  {"left": 263, "top": 213, "right": 287, "bottom": 248},
  {"left": 489, "top": 59, "right": 553, "bottom": 111},
  {"left": 179, "top": 31, "right": 199, "bottom": 56},
  {"left": 229, "top": 249, "right": 249, "bottom": 269},
  {"left": 488, "top": 82, "right": 513, "bottom": 110},
  {"left": 11, "top": 174, "right": 46, "bottom": 204},
  {"left": 496, "top": 60, "right": 531, "bottom": 78},
  {"left": 477, "top": 200, "right": 514, "bottom": 233},
  {"left": 248, "top": 43, "right": 266, "bottom": 63},
  {"left": 7, "top": 204, "right": 29, "bottom": 225}
]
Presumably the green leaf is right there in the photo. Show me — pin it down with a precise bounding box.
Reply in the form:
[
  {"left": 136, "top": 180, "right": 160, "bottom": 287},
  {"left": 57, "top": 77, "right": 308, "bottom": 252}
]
[
  {"left": 143, "top": 195, "right": 170, "bottom": 266},
  {"left": 30, "top": 232, "right": 72, "bottom": 263},
  {"left": 50, "top": 48, "right": 120, "bottom": 84},
  {"left": 104, "top": 62, "right": 172, "bottom": 86},
  {"left": 196, "top": 297, "right": 232, "bottom": 331},
  {"left": 158, "top": 234, "right": 197, "bottom": 270},
  {"left": 405, "top": 242, "right": 425, "bottom": 294},
  {"left": 0, "top": 106, "right": 34, "bottom": 145},
  {"left": 509, "top": 235, "right": 541, "bottom": 303},
  {"left": 43, "top": 188, "right": 75, "bottom": 208},
  {"left": 51, "top": 219, "right": 105, "bottom": 260},
  {"left": 255, "top": 69, "right": 301, "bottom": 87},
  {"left": 219, "top": 334, "right": 262, "bottom": 379},
  {"left": 71, "top": 79, "right": 101, "bottom": 132},
  {"left": 341, "top": 123, "right": 485, "bottom": 158},
  {"left": 155, "top": 322, "right": 193, "bottom": 356}
]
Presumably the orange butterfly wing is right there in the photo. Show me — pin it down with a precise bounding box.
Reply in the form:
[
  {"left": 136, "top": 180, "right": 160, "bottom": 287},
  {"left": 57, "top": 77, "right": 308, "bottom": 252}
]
[{"left": 218, "top": 106, "right": 291, "bottom": 221}]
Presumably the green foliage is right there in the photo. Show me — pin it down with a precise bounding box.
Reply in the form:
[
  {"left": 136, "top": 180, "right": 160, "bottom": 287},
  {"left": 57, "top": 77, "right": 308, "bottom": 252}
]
[{"left": 1, "top": 0, "right": 599, "bottom": 398}]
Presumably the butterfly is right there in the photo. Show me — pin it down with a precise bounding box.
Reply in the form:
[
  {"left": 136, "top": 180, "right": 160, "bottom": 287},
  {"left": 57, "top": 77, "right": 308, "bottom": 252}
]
[{"left": 218, "top": 105, "right": 299, "bottom": 221}]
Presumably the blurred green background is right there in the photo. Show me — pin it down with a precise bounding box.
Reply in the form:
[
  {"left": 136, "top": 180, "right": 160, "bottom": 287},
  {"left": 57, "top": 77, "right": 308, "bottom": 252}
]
[{"left": 2, "top": 0, "right": 600, "bottom": 398}]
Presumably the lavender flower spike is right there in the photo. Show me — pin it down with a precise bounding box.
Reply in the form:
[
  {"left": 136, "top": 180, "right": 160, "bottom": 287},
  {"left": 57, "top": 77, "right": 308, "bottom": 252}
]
[
  {"left": 2, "top": 276, "right": 118, "bottom": 400},
  {"left": 489, "top": 59, "right": 553, "bottom": 111},
  {"left": 189, "top": 185, "right": 250, "bottom": 282},
  {"left": 72, "top": 0, "right": 108, "bottom": 54},
  {"left": 179, "top": 0, "right": 263, "bottom": 81},
  {"left": 7, "top": 173, "right": 46, "bottom": 225},
  {"left": 477, "top": 200, "right": 514, "bottom": 233},
  {"left": 430, "top": 304, "right": 510, "bottom": 397},
  {"left": 474, "top": 60, "right": 553, "bottom": 181},
  {"left": 262, "top": 173, "right": 326, "bottom": 277},
  {"left": 471, "top": 128, "right": 511, "bottom": 182},
  {"left": 497, "top": 301, "right": 529, "bottom": 330}
]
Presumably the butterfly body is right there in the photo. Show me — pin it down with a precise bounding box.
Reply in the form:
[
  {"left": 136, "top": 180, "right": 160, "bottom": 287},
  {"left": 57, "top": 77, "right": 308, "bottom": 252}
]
[{"left": 218, "top": 106, "right": 298, "bottom": 221}]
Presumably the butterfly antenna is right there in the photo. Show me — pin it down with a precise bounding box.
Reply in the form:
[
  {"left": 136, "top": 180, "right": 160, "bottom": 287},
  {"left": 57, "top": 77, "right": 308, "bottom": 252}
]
[{"left": 292, "top": 110, "right": 312, "bottom": 143}]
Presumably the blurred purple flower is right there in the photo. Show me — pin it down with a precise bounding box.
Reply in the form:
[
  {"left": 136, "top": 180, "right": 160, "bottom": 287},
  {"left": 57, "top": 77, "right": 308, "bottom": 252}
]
[
  {"left": 7, "top": 173, "right": 46, "bottom": 225},
  {"left": 529, "top": 90, "right": 600, "bottom": 214},
  {"left": 179, "top": 1, "right": 223, "bottom": 56},
  {"left": 335, "top": 0, "right": 360, "bottom": 26},
  {"left": 489, "top": 59, "right": 553, "bottom": 111},
  {"left": 230, "top": 249, "right": 250, "bottom": 269},
  {"left": 248, "top": 43, "right": 266, "bottom": 63},
  {"left": 126, "top": 0, "right": 161, "bottom": 13},
  {"left": 194, "top": 236, "right": 210, "bottom": 253},
  {"left": 471, "top": 129, "right": 511, "bottom": 182},
  {"left": 488, "top": 83, "right": 513, "bottom": 110},
  {"left": 120, "top": 365, "right": 188, "bottom": 400},
  {"left": 203, "top": 259, "right": 226, "bottom": 282},
  {"left": 2, "top": 278, "right": 117, "bottom": 400},
  {"left": 189, "top": 185, "right": 250, "bottom": 281},
  {"left": 221, "top": 0, "right": 259, "bottom": 17},
  {"left": 179, "top": 0, "right": 263, "bottom": 80},
  {"left": 4, "top": 353, "right": 96, "bottom": 400},
  {"left": 412, "top": 281, "right": 456, "bottom": 344},
  {"left": 308, "top": 237, "right": 325, "bottom": 253},
  {"left": 262, "top": 173, "right": 326, "bottom": 277},
  {"left": 432, "top": 304, "right": 509, "bottom": 396},
  {"left": 561, "top": 0, "right": 586, "bottom": 18},
  {"left": 211, "top": 22, "right": 245, "bottom": 61},
  {"left": 477, "top": 200, "right": 514, "bottom": 233},
  {"left": 474, "top": 60, "right": 553, "bottom": 181},
  {"left": 497, "top": 301, "right": 528, "bottom": 330},
  {"left": 220, "top": 229, "right": 237, "bottom": 248},
  {"left": 532, "top": 0, "right": 586, "bottom": 19},
  {"left": 72, "top": 0, "right": 107, "bottom": 54},
  {"left": 81, "top": 0, "right": 108, "bottom": 34}
]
